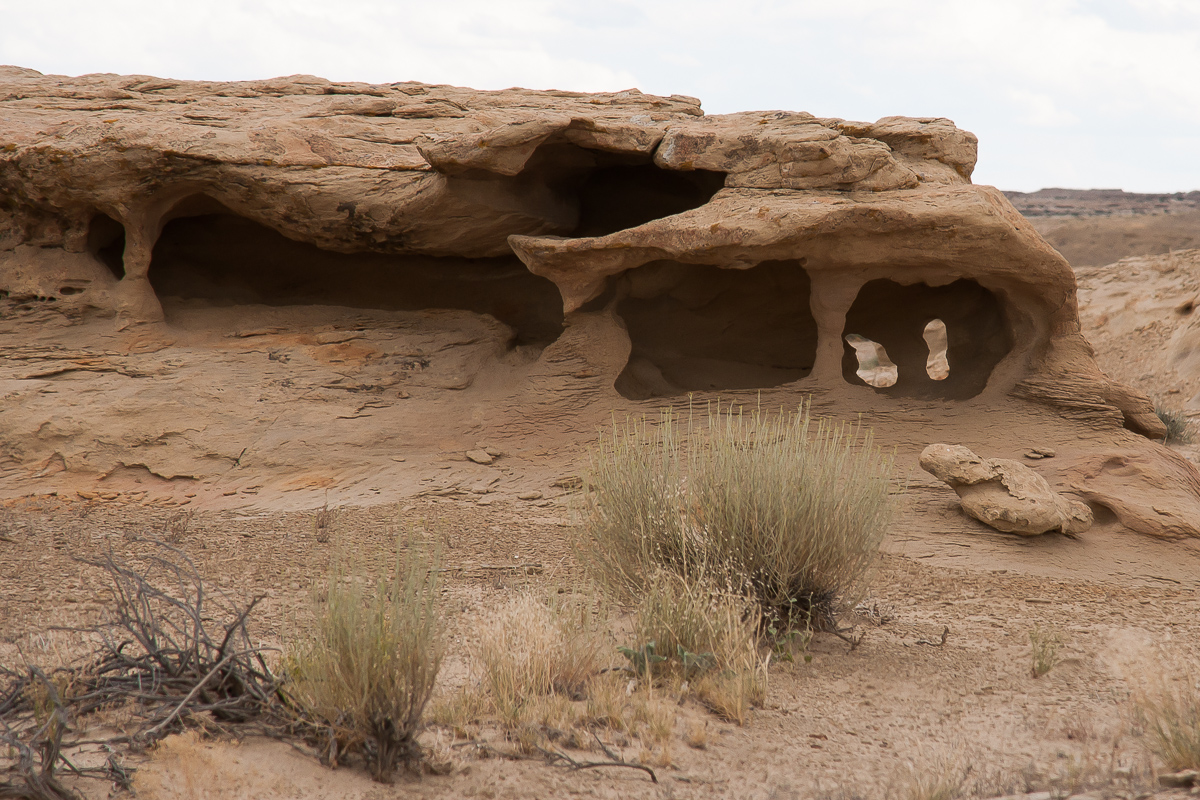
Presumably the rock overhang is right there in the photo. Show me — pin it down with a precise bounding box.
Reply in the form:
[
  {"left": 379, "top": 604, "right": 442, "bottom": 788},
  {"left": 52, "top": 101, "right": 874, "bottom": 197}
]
[{"left": 3, "top": 66, "right": 1198, "bottom": 537}]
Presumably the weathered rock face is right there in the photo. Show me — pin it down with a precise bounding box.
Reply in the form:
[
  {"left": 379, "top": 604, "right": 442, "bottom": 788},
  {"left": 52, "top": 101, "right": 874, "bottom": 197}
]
[
  {"left": 1, "top": 66, "right": 1195, "bottom": 536},
  {"left": 919, "top": 444, "right": 1093, "bottom": 536}
]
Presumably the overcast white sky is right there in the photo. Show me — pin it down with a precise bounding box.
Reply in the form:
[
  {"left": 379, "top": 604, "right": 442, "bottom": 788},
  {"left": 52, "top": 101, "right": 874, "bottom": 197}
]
[{"left": 3, "top": 0, "right": 1198, "bottom": 192}]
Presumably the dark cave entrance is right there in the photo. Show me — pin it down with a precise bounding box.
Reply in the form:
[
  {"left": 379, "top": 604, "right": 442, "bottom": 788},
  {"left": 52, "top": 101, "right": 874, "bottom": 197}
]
[
  {"left": 148, "top": 211, "right": 565, "bottom": 346},
  {"left": 614, "top": 260, "right": 818, "bottom": 400},
  {"left": 510, "top": 141, "right": 727, "bottom": 239},
  {"left": 841, "top": 278, "right": 1011, "bottom": 399},
  {"left": 87, "top": 213, "right": 126, "bottom": 280}
]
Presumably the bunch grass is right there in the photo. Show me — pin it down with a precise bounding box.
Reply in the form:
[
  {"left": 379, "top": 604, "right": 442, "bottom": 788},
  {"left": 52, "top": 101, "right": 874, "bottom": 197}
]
[
  {"left": 1029, "top": 625, "right": 1062, "bottom": 679},
  {"left": 285, "top": 537, "right": 442, "bottom": 783},
  {"left": 474, "top": 591, "right": 607, "bottom": 725},
  {"left": 1155, "top": 406, "right": 1193, "bottom": 445}
]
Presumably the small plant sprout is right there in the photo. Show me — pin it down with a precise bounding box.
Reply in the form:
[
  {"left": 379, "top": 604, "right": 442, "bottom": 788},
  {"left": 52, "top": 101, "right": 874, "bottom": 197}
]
[
  {"left": 1029, "top": 625, "right": 1062, "bottom": 678},
  {"left": 313, "top": 501, "right": 337, "bottom": 543},
  {"left": 162, "top": 510, "right": 195, "bottom": 544}
]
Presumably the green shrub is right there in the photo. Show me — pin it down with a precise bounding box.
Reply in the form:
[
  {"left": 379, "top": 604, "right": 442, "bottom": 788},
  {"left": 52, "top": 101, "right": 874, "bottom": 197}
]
[
  {"left": 578, "top": 401, "right": 896, "bottom": 631},
  {"left": 286, "top": 538, "right": 442, "bottom": 783}
]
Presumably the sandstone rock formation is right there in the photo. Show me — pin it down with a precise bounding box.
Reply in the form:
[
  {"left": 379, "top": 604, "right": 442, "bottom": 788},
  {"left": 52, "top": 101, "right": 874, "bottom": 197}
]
[
  {"left": 919, "top": 444, "right": 1093, "bottom": 536},
  {"left": 1, "top": 66, "right": 1195, "bottom": 538}
]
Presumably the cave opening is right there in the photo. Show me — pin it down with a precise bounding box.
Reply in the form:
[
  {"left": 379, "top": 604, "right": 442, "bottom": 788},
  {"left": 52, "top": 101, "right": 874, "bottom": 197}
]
[
  {"left": 614, "top": 259, "right": 818, "bottom": 400},
  {"left": 148, "top": 210, "right": 565, "bottom": 346},
  {"left": 87, "top": 213, "right": 126, "bottom": 280},
  {"left": 516, "top": 141, "right": 727, "bottom": 238},
  {"left": 841, "top": 279, "right": 1010, "bottom": 399}
]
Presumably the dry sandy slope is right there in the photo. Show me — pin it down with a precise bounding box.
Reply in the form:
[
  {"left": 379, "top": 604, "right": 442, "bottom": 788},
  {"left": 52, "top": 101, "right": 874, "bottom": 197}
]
[{"left": 1076, "top": 249, "right": 1200, "bottom": 438}]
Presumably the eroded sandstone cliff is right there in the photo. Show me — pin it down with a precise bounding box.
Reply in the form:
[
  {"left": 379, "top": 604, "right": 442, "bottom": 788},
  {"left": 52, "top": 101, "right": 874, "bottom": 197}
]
[{"left": 2, "top": 66, "right": 1194, "bottom": 539}]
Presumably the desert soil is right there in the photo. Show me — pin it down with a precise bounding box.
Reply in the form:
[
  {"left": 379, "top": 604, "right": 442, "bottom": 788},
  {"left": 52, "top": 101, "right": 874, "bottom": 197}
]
[{"left": 4, "top": 206, "right": 1200, "bottom": 800}]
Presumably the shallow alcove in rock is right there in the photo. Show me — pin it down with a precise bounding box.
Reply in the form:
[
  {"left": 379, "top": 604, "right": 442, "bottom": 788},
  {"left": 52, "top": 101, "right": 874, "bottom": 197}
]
[
  {"left": 841, "top": 279, "right": 1010, "bottom": 399},
  {"left": 614, "top": 260, "right": 818, "bottom": 399},
  {"left": 86, "top": 213, "right": 125, "bottom": 280},
  {"left": 148, "top": 210, "right": 565, "bottom": 347},
  {"left": 514, "top": 141, "right": 727, "bottom": 239}
]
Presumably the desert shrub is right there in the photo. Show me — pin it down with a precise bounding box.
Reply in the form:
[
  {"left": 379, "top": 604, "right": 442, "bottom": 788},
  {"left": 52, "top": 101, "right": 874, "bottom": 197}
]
[
  {"left": 1155, "top": 406, "right": 1193, "bottom": 445},
  {"left": 579, "top": 401, "right": 896, "bottom": 631},
  {"left": 1137, "top": 673, "right": 1200, "bottom": 771},
  {"left": 474, "top": 592, "right": 607, "bottom": 725},
  {"left": 285, "top": 538, "right": 442, "bottom": 783}
]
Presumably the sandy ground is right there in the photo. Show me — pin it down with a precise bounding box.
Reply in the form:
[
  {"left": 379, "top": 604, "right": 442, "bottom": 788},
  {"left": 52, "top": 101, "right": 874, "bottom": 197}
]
[
  {"left": 3, "top": 478, "right": 1199, "bottom": 799},
  {"left": 6, "top": 251, "right": 1200, "bottom": 799}
]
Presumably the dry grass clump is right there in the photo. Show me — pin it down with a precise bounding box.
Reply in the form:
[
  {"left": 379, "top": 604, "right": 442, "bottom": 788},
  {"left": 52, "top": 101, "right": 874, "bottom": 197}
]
[
  {"left": 626, "top": 571, "right": 766, "bottom": 723},
  {"left": 581, "top": 672, "right": 630, "bottom": 733},
  {"left": 1136, "top": 671, "right": 1200, "bottom": 771},
  {"left": 285, "top": 538, "right": 443, "bottom": 783},
  {"left": 473, "top": 592, "right": 608, "bottom": 726},
  {"left": 432, "top": 591, "right": 691, "bottom": 765},
  {"left": 889, "top": 749, "right": 970, "bottom": 800},
  {"left": 313, "top": 501, "right": 338, "bottom": 543},
  {"left": 579, "top": 401, "right": 896, "bottom": 632}
]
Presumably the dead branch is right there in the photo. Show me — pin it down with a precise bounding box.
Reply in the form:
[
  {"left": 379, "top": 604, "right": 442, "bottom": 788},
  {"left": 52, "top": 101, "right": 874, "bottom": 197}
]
[
  {"left": 535, "top": 743, "right": 658, "bottom": 783},
  {"left": 1, "top": 543, "right": 284, "bottom": 797}
]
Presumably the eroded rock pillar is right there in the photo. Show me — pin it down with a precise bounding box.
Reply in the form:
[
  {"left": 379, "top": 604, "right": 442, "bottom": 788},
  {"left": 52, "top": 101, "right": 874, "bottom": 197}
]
[
  {"left": 112, "top": 209, "right": 164, "bottom": 323},
  {"left": 808, "top": 271, "right": 862, "bottom": 386}
]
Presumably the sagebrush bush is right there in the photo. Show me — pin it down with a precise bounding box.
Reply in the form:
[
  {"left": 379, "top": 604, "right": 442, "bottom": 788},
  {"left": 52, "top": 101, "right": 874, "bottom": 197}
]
[
  {"left": 286, "top": 538, "right": 442, "bottom": 783},
  {"left": 579, "top": 401, "right": 896, "bottom": 630}
]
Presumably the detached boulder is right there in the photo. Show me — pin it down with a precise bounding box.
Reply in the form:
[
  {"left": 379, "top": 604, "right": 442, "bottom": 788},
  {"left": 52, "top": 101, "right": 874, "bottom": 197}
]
[{"left": 919, "top": 443, "right": 1093, "bottom": 536}]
